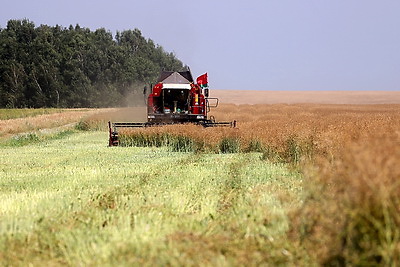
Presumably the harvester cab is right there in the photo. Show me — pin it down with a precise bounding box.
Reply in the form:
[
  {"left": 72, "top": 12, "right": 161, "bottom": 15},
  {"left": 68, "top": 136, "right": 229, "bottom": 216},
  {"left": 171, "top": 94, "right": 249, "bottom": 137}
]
[
  {"left": 148, "top": 71, "right": 208, "bottom": 123},
  {"left": 109, "top": 70, "right": 235, "bottom": 146}
]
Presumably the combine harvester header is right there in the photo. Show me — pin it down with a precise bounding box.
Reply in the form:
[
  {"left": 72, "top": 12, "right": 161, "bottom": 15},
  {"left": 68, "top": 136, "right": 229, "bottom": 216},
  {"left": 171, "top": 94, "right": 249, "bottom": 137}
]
[{"left": 109, "top": 70, "right": 235, "bottom": 146}]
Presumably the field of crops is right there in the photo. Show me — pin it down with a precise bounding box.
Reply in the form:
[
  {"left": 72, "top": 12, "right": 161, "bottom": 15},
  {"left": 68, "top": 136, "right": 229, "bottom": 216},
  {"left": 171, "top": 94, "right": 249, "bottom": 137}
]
[{"left": 1, "top": 104, "right": 399, "bottom": 266}]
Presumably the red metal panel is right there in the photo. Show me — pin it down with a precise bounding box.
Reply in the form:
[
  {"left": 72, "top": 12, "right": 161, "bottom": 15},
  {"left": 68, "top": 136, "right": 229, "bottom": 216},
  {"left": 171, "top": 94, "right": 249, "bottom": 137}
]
[{"left": 152, "top": 83, "right": 162, "bottom": 96}]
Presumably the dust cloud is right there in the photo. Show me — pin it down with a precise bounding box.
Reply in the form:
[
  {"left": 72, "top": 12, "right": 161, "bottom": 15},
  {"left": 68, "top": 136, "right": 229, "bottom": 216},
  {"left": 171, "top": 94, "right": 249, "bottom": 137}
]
[
  {"left": 122, "top": 86, "right": 148, "bottom": 107},
  {"left": 110, "top": 83, "right": 148, "bottom": 122},
  {"left": 110, "top": 107, "right": 147, "bottom": 122}
]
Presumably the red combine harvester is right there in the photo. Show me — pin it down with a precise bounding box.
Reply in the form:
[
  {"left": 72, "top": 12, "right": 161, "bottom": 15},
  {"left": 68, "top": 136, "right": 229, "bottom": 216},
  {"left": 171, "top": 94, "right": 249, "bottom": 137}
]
[{"left": 109, "top": 70, "right": 235, "bottom": 146}]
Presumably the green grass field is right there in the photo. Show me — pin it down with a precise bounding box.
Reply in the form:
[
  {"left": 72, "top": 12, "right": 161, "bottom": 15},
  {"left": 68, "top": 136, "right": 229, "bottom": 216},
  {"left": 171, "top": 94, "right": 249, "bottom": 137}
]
[{"left": 0, "top": 131, "right": 307, "bottom": 266}]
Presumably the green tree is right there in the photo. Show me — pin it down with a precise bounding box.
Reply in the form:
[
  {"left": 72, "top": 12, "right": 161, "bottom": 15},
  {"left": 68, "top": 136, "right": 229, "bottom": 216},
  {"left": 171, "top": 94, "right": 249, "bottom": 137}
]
[{"left": 0, "top": 19, "right": 185, "bottom": 108}]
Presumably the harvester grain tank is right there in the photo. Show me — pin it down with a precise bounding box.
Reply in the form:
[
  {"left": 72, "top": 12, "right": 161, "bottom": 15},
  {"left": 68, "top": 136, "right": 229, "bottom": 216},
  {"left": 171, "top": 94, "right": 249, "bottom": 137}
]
[{"left": 109, "top": 70, "right": 235, "bottom": 146}]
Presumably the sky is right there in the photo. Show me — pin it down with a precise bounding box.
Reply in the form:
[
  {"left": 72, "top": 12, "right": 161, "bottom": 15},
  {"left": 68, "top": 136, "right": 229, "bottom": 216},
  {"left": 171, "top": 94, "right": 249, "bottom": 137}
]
[{"left": 1, "top": 0, "right": 399, "bottom": 91}]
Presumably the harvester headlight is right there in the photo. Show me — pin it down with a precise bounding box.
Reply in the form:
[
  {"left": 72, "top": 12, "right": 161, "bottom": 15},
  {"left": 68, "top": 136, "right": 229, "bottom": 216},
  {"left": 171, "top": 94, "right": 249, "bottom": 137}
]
[
  {"left": 196, "top": 115, "right": 204, "bottom": 119},
  {"left": 148, "top": 115, "right": 155, "bottom": 119}
]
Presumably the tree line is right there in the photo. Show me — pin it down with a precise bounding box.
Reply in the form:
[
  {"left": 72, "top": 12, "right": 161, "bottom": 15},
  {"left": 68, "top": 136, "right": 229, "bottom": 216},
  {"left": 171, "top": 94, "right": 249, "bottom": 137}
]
[{"left": 0, "top": 19, "right": 185, "bottom": 108}]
